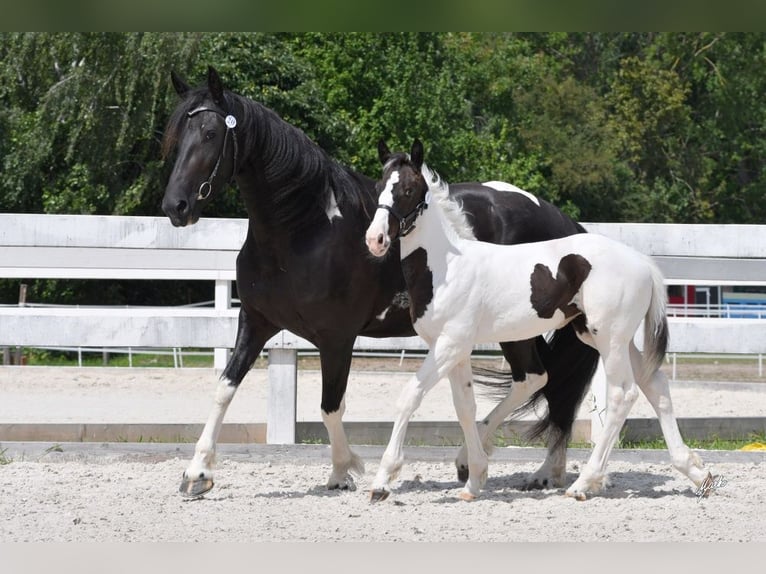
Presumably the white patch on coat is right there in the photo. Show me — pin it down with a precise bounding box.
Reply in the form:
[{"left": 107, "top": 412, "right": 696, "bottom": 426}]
[
  {"left": 325, "top": 186, "right": 343, "bottom": 221},
  {"left": 483, "top": 180, "right": 541, "bottom": 207}
]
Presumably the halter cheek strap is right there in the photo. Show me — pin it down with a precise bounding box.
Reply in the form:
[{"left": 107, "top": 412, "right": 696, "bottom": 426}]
[
  {"left": 186, "top": 106, "right": 239, "bottom": 201},
  {"left": 377, "top": 193, "right": 430, "bottom": 240}
]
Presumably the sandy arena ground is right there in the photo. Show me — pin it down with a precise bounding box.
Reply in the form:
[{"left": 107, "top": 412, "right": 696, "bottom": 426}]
[{"left": 0, "top": 360, "right": 765, "bottom": 542}]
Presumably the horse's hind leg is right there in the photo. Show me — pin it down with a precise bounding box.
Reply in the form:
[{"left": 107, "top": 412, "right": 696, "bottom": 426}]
[
  {"left": 455, "top": 338, "right": 547, "bottom": 482},
  {"left": 525, "top": 325, "right": 600, "bottom": 490},
  {"left": 318, "top": 338, "right": 364, "bottom": 490},
  {"left": 180, "top": 307, "right": 278, "bottom": 498},
  {"left": 449, "top": 360, "right": 489, "bottom": 500},
  {"left": 629, "top": 343, "right": 710, "bottom": 489},
  {"left": 566, "top": 344, "right": 638, "bottom": 500}
]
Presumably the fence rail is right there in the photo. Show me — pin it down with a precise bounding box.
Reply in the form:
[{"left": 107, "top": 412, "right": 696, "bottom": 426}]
[{"left": 2, "top": 214, "right": 766, "bottom": 444}]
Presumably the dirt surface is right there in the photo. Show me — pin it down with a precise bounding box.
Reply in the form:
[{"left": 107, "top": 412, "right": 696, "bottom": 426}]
[
  {"left": 0, "top": 443, "right": 763, "bottom": 542},
  {"left": 1, "top": 360, "right": 764, "bottom": 542}
]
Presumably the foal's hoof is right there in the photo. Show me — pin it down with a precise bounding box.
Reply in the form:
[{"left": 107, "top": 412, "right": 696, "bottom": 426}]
[
  {"left": 565, "top": 489, "right": 588, "bottom": 502},
  {"left": 456, "top": 465, "right": 469, "bottom": 484},
  {"left": 457, "top": 490, "right": 477, "bottom": 502},
  {"left": 179, "top": 474, "right": 214, "bottom": 498},
  {"left": 369, "top": 489, "right": 391, "bottom": 503}
]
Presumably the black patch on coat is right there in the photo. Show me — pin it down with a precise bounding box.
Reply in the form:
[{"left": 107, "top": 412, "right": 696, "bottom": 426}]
[
  {"left": 529, "top": 254, "right": 592, "bottom": 319},
  {"left": 401, "top": 247, "right": 433, "bottom": 322},
  {"left": 571, "top": 314, "right": 589, "bottom": 335}
]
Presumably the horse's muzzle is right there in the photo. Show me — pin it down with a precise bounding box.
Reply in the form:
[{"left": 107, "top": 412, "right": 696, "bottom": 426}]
[
  {"left": 162, "top": 194, "right": 196, "bottom": 227},
  {"left": 365, "top": 231, "right": 390, "bottom": 258}
]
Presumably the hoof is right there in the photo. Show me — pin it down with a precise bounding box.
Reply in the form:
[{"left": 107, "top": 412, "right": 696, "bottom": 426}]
[
  {"left": 565, "top": 489, "right": 587, "bottom": 501},
  {"left": 327, "top": 478, "right": 357, "bottom": 492},
  {"left": 522, "top": 478, "right": 548, "bottom": 491},
  {"left": 457, "top": 490, "right": 477, "bottom": 502},
  {"left": 179, "top": 474, "right": 214, "bottom": 498},
  {"left": 456, "top": 465, "right": 469, "bottom": 483},
  {"left": 369, "top": 489, "right": 390, "bottom": 503}
]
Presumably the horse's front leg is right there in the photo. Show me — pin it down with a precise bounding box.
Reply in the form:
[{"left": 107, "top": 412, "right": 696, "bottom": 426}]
[
  {"left": 456, "top": 338, "right": 548, "bottom": 482},
  {"left": 179, "top": 307, "right": 278, "bottom": 498},
  {"left": 448, "top": 360, "right": 489, "bottom": 500},
  {"left": 370, "top": 335, "right": 463, "bottom": 502},
  {"left": 318, "top": 338, "right": 364, "bottom": 490}
]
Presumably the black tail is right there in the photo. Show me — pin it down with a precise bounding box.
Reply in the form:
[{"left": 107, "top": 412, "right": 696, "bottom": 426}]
[{"left": 521, "top": 323, "right": 599, "bottom": 449}]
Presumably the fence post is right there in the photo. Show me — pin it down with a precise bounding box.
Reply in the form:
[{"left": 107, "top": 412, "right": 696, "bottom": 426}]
[
  {"left": 214, "top": 279, "right": 231, "bottom": 371},
  {"left": 267, "top": 346, "right": 298, "bottom": 444},
  {"left": 14, "top": 284, "right": 27, "bottom": 365}
]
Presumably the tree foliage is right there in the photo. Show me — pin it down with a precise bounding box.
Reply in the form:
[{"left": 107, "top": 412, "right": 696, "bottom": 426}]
[{"left": 2, "top": 32, "right": 766, "bottom": 305}]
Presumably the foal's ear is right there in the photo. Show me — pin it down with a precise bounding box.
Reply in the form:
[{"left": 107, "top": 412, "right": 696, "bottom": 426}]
[
  {"left": 411, "top": 139, "right": 424, "bottom": 170},
  {"left": 207, "top": 65, "right": 225, "bottom": 106},
  {"left": 377, "top": 139, "right": 391, "bottom": 164},
  {"left": 170, "top": 70, "right": 190, "bottom": 98}
]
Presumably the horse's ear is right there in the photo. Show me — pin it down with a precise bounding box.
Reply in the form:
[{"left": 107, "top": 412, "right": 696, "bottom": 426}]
[
  {"left": 411, "top": 139, "right": 424, "bottom": 170},
  {"left": 207, "top": 65, "right": 225, "bottom": 105},
  {"left": 377, "top": 139, "right": 391, "bottom": 164},
  {"left": 170, "top": 70, "right": 190, "bottom": 98}
]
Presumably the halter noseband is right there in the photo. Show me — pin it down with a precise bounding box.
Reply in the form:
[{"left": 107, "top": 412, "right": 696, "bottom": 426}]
[
  {"left": 377, "top": 195, "right": 429, "bottom": 240},
  {"left": 186, "top": 105, "right": 239, "bottom": 201}
]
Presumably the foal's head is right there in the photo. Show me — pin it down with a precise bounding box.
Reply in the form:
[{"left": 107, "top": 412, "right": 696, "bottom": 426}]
[
  {"left": 365, "top": 139, "right": 430, "bottom": 257},
  {"left": 161, "top": 66, "right": 239, "bottom": 227}
]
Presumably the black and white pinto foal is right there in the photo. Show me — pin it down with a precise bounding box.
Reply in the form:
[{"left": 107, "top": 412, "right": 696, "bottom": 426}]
[{"left": 365, "top": 140, "right": 712, "bottom": 501}]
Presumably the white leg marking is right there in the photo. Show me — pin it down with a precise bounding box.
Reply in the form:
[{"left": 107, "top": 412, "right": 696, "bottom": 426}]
[
  {"left": 525, "top": 441, "right": 567, "bottom": 489},
  {"left": 183, "top": 377, "right": 237, "bottom": 486},
  {"left": 322, "top": 397, "right": 364, "bottom": 490}
]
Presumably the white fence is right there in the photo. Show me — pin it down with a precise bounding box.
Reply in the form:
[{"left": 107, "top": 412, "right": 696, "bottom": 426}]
[{"left": 1, "top": 214, "right": 765, "bottom": 443}]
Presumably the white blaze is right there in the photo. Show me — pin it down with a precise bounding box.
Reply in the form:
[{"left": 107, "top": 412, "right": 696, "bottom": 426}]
[{"left": 365, "top": 170, "right": 399, "bottom": 256}]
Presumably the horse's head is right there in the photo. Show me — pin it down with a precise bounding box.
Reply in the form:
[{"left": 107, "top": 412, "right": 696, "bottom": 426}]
[
  {"left": 161, "top": 66, "right": 239, "bottom": 227},
  {"left": 365, "top": 139, "right": 430, "bottom": 257}
]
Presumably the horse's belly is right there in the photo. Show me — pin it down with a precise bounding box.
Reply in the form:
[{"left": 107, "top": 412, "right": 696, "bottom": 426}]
[{"left": 474, "top": 308, "right": 567, "bottom": 344}]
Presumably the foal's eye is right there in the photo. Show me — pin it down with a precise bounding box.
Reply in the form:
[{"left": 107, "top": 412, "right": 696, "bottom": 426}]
[{"left": 204, "top": 130, "right": 216, "bottom": 141}]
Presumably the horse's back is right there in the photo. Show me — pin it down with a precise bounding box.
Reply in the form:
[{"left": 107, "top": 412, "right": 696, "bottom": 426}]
[{"left": 449, "top": 183, "right": 584, "bottom": 245}]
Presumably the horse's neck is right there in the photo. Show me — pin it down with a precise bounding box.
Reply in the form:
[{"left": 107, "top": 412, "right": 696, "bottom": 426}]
[
  {"left": 250, "top": 104, "right": 326, "bottom": 190},
  {"left": 400, "top": 198, "right": 461, "bottom": 260}
]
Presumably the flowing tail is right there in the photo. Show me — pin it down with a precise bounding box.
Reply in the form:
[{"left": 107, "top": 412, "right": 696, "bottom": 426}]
[
  {"left": 640, "top": 258, "right": 669, "bottom": 385},
  {"left": 473, "top": 324, "right": 600, "bottom": 450}
]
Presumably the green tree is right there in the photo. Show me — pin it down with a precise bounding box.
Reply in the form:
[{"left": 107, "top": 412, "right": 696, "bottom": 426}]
[{"left": 0, "top": 32, "right": 202, "bottom": 216}]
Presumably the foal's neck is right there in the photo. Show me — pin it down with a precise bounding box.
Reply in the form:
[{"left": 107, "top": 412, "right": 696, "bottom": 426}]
[{"left": 400, "top": 193, "right": 463, "bottom": 259}]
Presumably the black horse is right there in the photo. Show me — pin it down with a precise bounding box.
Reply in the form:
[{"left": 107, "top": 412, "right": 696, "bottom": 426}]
[{"left": 161, "top": 66, "right": 599, "bottom": 498}]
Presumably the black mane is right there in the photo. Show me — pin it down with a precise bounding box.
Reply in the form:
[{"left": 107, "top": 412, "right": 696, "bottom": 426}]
[{"left": 163, "top": 87, "right": 372, "bottom": 232}]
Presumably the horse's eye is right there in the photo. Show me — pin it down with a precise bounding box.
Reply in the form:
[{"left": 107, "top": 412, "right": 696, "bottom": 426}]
[
  {"left": 204, "top": 130, "right": 216, "bottom": 141},
  {"left": 404, "top": 188, "right": 412, "bottom": 197}
]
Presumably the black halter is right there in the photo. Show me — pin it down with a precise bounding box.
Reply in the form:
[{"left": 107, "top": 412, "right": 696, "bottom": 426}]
[
  {"left": 377, "top": 199, "right": 429, "bottom": 240},
  {"left": 186, "top": 106, "right": 239, "bottom": 200}
]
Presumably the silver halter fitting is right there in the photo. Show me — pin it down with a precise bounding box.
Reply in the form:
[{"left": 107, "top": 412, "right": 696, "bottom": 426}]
[{"left": 186, "top": 106, "right": 239, "bottom": 201}]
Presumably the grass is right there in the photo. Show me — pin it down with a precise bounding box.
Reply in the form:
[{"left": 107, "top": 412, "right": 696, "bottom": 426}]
[
  {"left": 0, "top": 447, "right": 12, "bottom": 465},
  {"left": 17, "top": 348, "right": 215, "bottom": 368},
  {"left": 618, "top": 432, "right": 766, "bottom": 451},
  {"left": 295, "top": 431, "right": 766, "bottom": 451}
]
